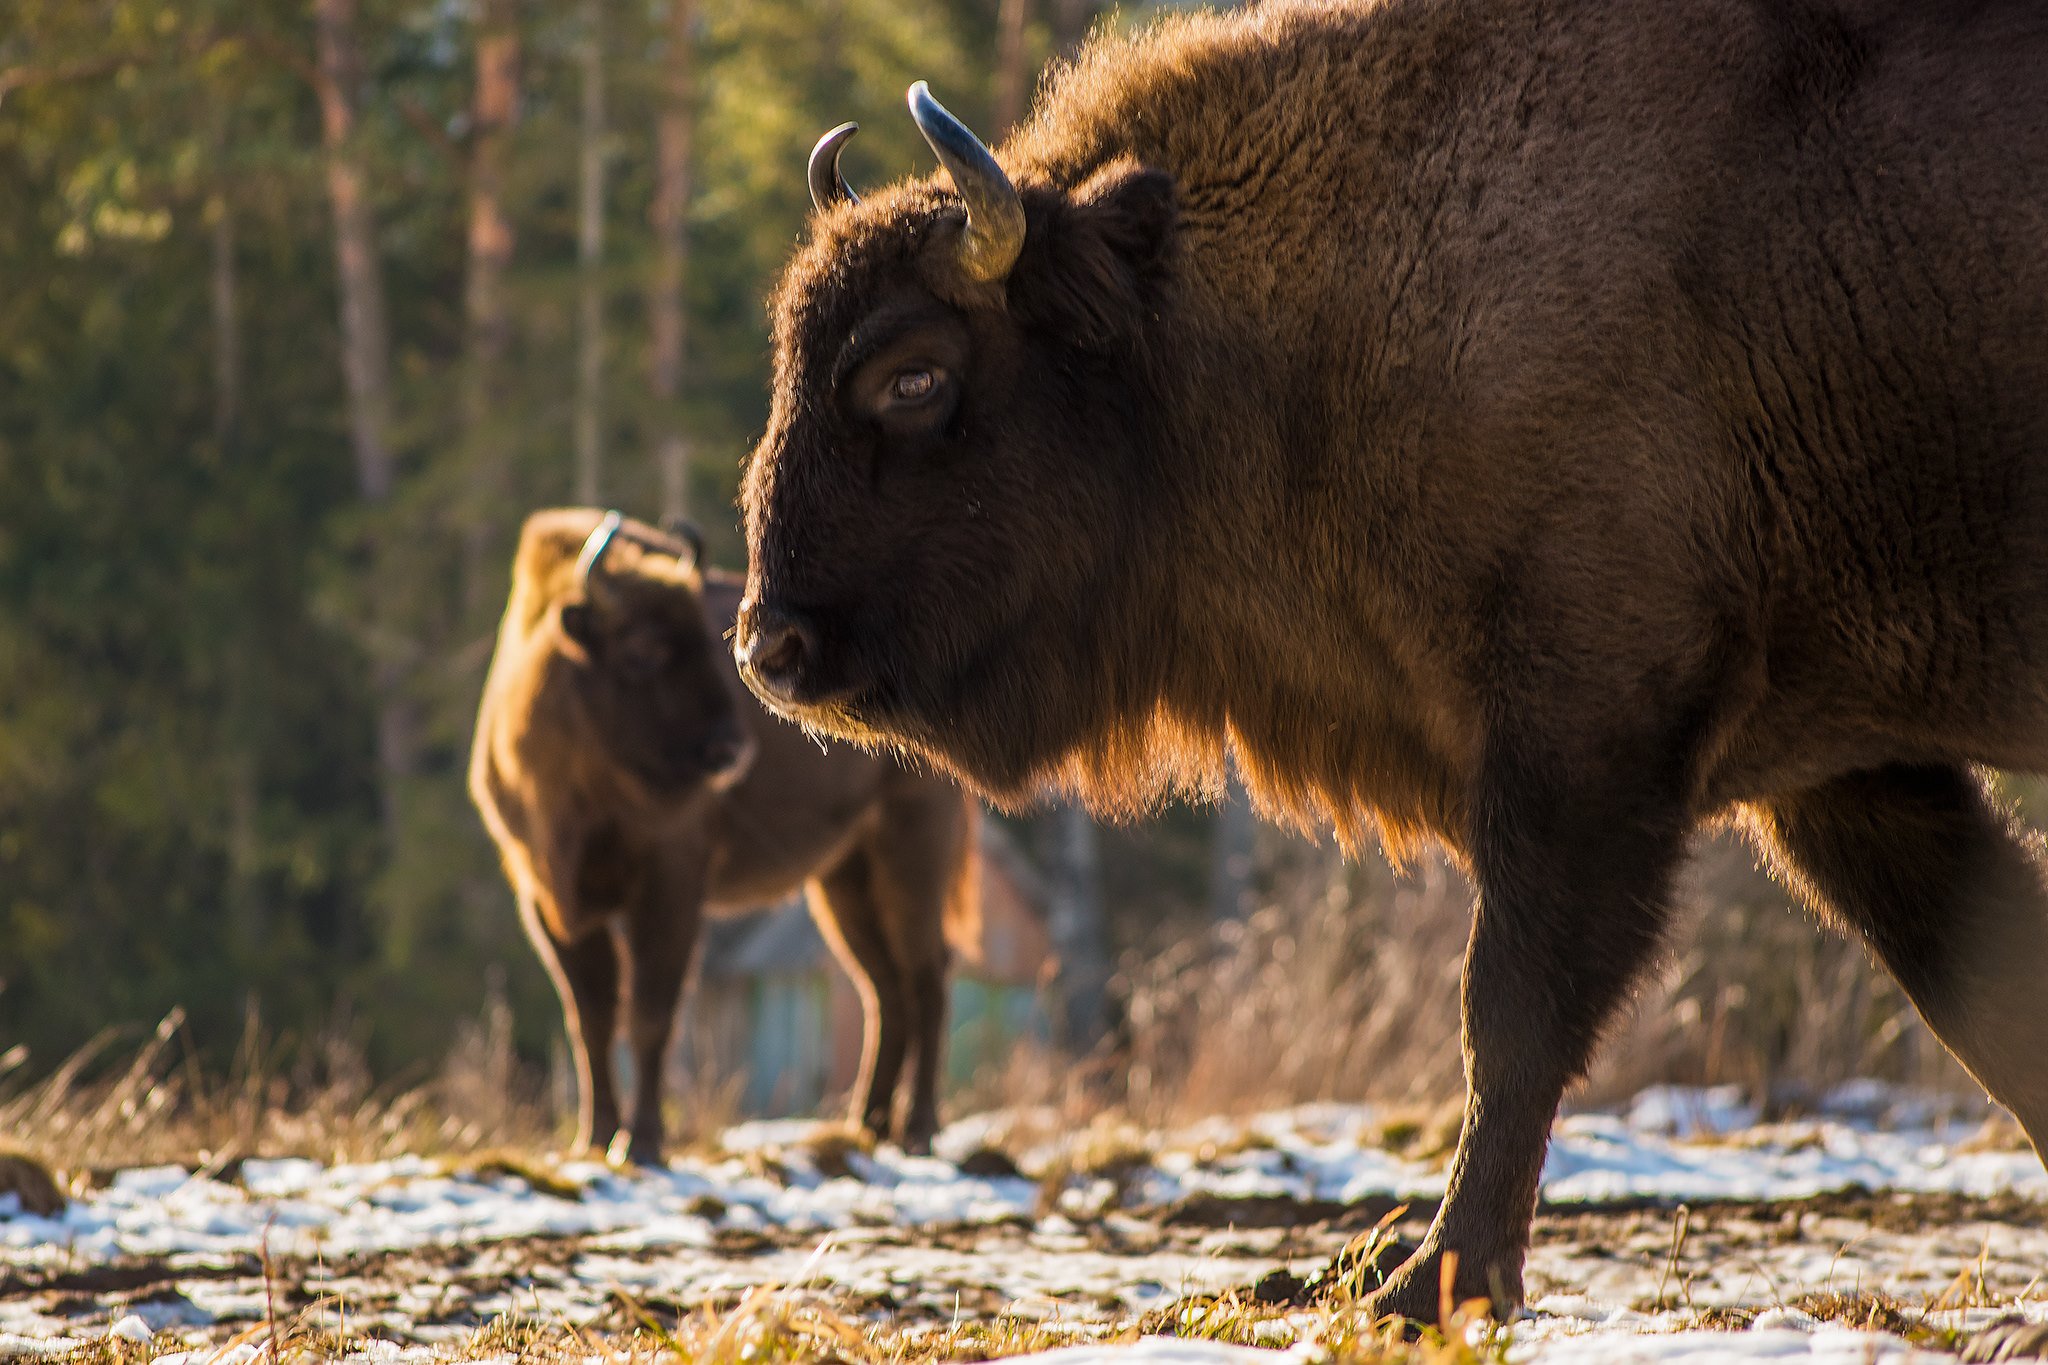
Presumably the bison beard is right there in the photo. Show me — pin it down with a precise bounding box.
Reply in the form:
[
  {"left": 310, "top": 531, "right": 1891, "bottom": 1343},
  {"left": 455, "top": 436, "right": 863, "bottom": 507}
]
[{"left": 735, "top": 0, "right": 2048, "bottom": 1324}]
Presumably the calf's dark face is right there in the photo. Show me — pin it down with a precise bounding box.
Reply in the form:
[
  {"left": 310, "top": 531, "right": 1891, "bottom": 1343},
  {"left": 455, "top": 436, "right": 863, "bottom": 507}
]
[
  {"left": 561, "top": 568, "right": 753, "bottom": 798},
  {"left": 736, "top": 169, "right": 1178, "bottom": 799}
]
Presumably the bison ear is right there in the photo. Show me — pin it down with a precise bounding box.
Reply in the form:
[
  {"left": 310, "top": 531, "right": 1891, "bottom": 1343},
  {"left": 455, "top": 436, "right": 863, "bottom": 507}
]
[
  {"left": 1014, "top": 159, "right": 1178, "bottom": 349},
  {"left": 559, "top": 601, "right": 596, "bottom": 652}
]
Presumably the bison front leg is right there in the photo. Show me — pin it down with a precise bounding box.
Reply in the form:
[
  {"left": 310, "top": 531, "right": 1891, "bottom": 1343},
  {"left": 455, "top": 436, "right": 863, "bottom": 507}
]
[
  {"left": 617, "top": 860, "right": 705, "bottom": 1167},
  {"left": 1362, "top": 771, "right": 1687, "bottom": 1324},
  {"left": 517, "top": 894, "right": 622, "bottom": 1157}
]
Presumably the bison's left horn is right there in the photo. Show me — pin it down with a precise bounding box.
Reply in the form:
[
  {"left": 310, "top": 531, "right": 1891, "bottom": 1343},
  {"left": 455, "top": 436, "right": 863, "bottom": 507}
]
[
  {"left": 907, "top": 81, "right": 1024, "bottom": 283},
  {"left": 808, "top": 122, "right": 861, "bottom": 213},
  {"left": 660, "top": 515, "right": 706, "bottom": 569},
  {"left": 574, "top": 510, "right": 625, "bottom": 594}
]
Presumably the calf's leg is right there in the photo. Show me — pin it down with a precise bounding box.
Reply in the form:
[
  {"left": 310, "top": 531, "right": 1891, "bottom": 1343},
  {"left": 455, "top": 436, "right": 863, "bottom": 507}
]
[
  {"left": 808, "top": 848, "right": 913, "bottom": 1142},
  {"left": 1362, "top": 766, "right": 1688, "bottom": 1323},
  {"left": 861, "top": 787, "right": 969, "bottom": 1153},
  {"left": 618, "top": 860, "right": 704, "bottom": 1166},
  {"left": 518, "top": 894, "right": 621, "bottom": 1155},
  {"left": 1750, "top": 764, "right": 2048, "bottom": 1154}
]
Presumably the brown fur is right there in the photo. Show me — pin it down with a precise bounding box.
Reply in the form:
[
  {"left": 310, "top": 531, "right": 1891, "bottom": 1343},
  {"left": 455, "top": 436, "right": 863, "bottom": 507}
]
[
  {"left": 471, "top": 508, "right": 977, "bottom": 1160},
  {"left": 735, "top": 0, "right": 2048, "bottom": 1321}
]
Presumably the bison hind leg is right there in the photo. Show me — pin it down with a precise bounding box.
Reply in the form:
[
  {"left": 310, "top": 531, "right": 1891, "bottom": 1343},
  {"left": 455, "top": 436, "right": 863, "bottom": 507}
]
[
  {"left": 1749, "top": 764, "right": 2048, "bottom": 1157},
  {"left": 807, "top": 850, "right": 913, "bottom": 1143}
]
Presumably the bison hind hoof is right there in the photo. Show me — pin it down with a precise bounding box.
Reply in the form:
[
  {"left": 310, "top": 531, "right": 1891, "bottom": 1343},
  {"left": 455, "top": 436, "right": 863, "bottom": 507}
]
[{"left": 606, "top": 1131, "right": 666, "bottom": 1169}]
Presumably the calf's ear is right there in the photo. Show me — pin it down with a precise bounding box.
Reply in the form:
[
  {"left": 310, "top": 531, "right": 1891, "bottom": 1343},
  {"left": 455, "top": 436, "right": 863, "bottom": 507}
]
[
  {"left": 1014, "top": 158, "right": 1178, "bottom": 349},
  {"left": 559, "top": 602, "right": 596, "bottom": 651}
]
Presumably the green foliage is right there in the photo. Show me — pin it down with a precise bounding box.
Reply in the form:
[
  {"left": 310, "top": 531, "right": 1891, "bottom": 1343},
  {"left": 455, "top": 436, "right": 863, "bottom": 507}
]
[{"left": 0, "top": 0, "right": 1058, "bottom": 1075}]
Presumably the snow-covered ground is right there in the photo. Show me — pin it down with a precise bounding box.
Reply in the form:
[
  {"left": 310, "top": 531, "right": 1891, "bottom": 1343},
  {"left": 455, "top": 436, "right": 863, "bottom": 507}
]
[
  {"left": 6, "top": 1084, "right": 2039, "bottom": 1266},
  {"left": 2, "top": 1085, "right": 2043, "bottom": 1364}
]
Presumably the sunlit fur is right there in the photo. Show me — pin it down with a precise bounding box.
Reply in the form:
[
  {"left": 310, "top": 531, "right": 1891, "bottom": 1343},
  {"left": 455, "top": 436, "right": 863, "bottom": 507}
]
[
  {"left": 748, "top": 37, "right": 1478, "bottom": 859},
  {"left": 743, "top": 0, "right": 2048, "bottom": 1316},
  {"left": 472, "top": 509, "right": 978, "bottom": 1159}
]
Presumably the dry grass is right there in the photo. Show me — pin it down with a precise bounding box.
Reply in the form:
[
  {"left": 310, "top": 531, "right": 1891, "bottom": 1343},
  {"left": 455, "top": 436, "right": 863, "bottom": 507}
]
[
  {"left": 784, "top": 1123, "right": 876, "bottom": 1180},
  {"left": 1114, "top": 847, "right": 1472, "bottom": 1122},
  {"left": 29, "top": 1270, "right": 1516, "bottom": 1365},
  {"left": 0, "top": 1000, "right": 558, "bottom": 1183},
  {"left": 1048, "top": 826, "right": 1983, "bottom": 1127},
  {"left": 0, "top": 829, "right": 1994, "bottom": 1187}
]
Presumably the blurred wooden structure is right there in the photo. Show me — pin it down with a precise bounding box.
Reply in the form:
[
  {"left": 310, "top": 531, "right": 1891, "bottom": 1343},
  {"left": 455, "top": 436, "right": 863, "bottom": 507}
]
[{"left": 684, "top": 822, "right": 1053, "bottom": 1116}]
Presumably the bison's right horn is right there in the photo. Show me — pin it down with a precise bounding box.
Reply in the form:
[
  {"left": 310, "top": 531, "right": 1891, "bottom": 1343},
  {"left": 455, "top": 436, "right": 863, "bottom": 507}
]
[
  {"left": 907, "top": 81, "right": 1024, "bottom": 283},
  {"left": 574, "top": 510, "right": 625, "bottom": 594},
  {"left": 808, "top": 122, "right": 861, "bottom": 213}
]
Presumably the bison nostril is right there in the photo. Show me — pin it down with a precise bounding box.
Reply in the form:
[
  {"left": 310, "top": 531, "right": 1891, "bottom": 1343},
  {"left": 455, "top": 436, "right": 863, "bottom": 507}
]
[{"left": 737, "top": 606, "right": 816, "bottom": 703}]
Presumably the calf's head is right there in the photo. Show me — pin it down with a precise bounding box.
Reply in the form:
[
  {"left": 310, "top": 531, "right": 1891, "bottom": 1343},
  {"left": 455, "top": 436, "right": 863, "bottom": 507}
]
[
  {"left": 553, "top": 511, "right": 754, "bottom": 798},
  {"left": 736, "top": 85, "right": 1180, "bottom": 803}
]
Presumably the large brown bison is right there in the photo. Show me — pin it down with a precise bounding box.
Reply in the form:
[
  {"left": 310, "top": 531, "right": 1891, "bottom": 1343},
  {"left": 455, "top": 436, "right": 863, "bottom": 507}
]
[
  {"left": 732, "top": 0, "right": 2048, "bottom": 1321},
  {"left": 471, "top": 508, "right": 976, "bottom": 1163}
]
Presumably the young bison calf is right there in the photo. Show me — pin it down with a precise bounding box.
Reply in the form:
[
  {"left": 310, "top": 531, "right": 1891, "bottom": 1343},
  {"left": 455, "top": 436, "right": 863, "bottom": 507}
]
[{"left": 471, "top": 508, "right": 976, "bottom": 1162}]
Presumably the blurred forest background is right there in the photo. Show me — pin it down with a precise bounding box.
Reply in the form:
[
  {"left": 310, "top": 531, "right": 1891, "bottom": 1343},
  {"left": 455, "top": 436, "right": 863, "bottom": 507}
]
[
  {"left": 0, "top": 0, "right": 2009, "bottom": 1133},
  {"left": 0, "top": 0, "right": 1205, "bottom": 1084}
]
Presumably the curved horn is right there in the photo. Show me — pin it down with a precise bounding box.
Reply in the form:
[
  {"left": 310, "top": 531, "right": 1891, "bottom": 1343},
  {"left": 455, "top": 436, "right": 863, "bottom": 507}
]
[
  {"left": 574, "top": 510, "right": 625, "bottom": 594},
  {"left": 808, "top": 122, "right": 861, "bottom": 213},
  {"left": 907, "top": 81, "right": 1025, "bottom": 282},
  {"left": 660, "top": 516, "right": 706, "bottom": 569}
]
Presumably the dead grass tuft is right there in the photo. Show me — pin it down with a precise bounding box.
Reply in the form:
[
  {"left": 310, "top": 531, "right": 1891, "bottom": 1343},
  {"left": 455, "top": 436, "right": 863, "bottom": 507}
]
[
  {"left": 1785, "top": 1289, "right": 1973, "bottom": 1353},
  {"left": 1032, "top": 1123, "right": 1158, "bottom": 1218},
  {"left": 1956, "top": 1111, "right": 2035, "bottom": 1155},
  {"left": 789, "top": 1123, "right": 876, "bottom": 1181},
  {"left": 441, "top": 1148, "right": 583, "bottom": 1200},
  {"left": 1364, "top": 1103, "right": 1464, "bottom": 1165},
  {"left": 1794, "top": 1289, "right": 1929, "bottom": 1339},
  {"left": 1962, "top": 1317, "right": 2048, "bottom": 1363},
  {"left": 0, "top": 1148, "right": 67, "bottom": 1217},
  {"left": 955, "top": 1145, "right": 1025, "bottom": 1179}
]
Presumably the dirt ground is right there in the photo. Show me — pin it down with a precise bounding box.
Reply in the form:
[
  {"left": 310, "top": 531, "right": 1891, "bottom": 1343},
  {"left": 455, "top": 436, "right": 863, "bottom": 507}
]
[{"left": 5, "top": 1187, "right": 2044, "bottom": 1357}]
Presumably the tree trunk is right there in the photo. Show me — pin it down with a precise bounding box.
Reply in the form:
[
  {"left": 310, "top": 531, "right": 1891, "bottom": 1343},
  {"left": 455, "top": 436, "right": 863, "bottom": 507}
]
[
  {"left": 1211, "top": 766, "right": 1257, "bottom": 921},
  {"left": 207, "top": 191, "right": 240, "bottom": 451},
  {"left": 992, "top": 0, "right": 1033, "bottom": 134},
  {"left": 313, "top": 0, "right": 395, "bottom": 503},
  {"left": 314, "top": 0, "right": 412, "bottom": 857},
  {"left": 210, "top": 176, "right": 265, "bottom": 954},
  {"left": 1048, "top": 801, "right": 1109, "bottom": 1051},
  {"left": 649, "top": 0, "right": 696, "bottom": 523},
  {"left": 461, "top": 0, "right": 521, "bottom": 616},
  {"left": 225, "top": 745, "right": 265, "bottom": 956},
  {"left": 573, "top": 0, "right": 607, "bottom": 505}
]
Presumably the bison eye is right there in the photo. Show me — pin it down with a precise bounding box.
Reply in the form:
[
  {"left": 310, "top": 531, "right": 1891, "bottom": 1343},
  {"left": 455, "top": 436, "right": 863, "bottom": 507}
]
[{"left": 889, "top": 368, "right": 937, "bottom": 403}]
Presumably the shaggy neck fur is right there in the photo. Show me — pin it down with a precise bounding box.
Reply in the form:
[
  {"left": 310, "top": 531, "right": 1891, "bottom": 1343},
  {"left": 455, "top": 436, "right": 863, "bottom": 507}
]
[{"left": 1002, "top": 0, "right": 1485, "bottom": 855}]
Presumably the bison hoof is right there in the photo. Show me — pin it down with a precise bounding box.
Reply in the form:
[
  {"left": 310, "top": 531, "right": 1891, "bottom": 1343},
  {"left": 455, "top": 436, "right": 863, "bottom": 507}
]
[
  {"left": 1356, "top": 1250, "right": 1516, "bottom": 1331},
  {"left": 606, "top": 1130, "right": 665, "bottom": 1169}
]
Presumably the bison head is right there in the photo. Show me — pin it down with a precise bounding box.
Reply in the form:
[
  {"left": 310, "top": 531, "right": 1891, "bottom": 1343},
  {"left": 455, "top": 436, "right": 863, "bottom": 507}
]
[
  {"left": 553, "top": 511, "right": 754, "bottom": 799},
  {"left": 735, "top": 85, "right": 1182, "bottom": 805}
]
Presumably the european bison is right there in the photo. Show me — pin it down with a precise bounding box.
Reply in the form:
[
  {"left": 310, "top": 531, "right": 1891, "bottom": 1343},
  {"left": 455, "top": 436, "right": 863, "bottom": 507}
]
[
  {"left": 733, "top": 0, "right": 2048, "bottom": 1320},
  {"left": 471, "top": 508, "right": 977, "bottom": 1162}
]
